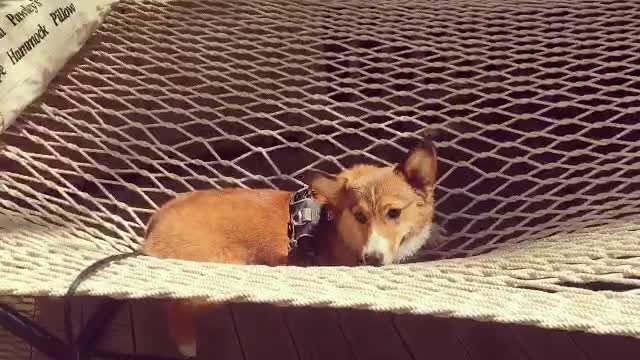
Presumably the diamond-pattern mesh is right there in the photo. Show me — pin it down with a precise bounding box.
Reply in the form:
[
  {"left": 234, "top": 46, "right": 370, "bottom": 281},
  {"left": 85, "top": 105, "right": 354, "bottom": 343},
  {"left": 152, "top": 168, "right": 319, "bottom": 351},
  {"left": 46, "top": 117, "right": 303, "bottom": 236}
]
[{"left": 1, "top": 0, "right": 640, "bottom": 261}]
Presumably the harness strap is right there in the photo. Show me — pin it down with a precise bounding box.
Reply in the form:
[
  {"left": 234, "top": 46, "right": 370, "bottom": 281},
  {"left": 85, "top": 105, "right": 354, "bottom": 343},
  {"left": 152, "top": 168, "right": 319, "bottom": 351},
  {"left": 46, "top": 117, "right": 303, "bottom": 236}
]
[{"left": 287, "top": 187, "right": 330, "bottom": 263}]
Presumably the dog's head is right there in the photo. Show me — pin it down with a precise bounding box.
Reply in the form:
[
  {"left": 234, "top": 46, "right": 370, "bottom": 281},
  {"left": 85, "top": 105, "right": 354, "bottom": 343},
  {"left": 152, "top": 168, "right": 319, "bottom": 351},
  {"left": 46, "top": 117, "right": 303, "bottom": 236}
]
[{"left": 305, "top": 136, "right": 438, "bottom": 266}]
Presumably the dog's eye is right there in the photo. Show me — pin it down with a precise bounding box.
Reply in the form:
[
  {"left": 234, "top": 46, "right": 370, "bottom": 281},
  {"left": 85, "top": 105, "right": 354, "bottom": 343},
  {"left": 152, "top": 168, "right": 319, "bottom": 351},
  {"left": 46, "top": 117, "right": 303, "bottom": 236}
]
[
  {"left": 387, "top": 208, "right": 402, "bottom": 220},
  {"left": 354, "top": 212, "right": 368, "bottom": 224}
]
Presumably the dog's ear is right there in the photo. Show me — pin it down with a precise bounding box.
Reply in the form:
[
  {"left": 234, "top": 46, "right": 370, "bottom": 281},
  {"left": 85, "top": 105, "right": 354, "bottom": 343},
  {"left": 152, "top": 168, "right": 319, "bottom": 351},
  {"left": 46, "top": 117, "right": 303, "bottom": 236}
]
[
  {"left": 303, "top": 170, "right": 347, "bottom": 205},
  {"left": 395, "top": 135, "right": 437, "bottom": 191}
]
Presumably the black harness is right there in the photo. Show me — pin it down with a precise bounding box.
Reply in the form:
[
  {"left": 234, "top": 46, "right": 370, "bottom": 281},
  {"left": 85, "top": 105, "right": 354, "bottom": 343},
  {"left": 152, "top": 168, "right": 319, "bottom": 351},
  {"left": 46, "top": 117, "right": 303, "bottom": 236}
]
[{"left": 287, "top": 187, "right": 332, "bottom": 264}]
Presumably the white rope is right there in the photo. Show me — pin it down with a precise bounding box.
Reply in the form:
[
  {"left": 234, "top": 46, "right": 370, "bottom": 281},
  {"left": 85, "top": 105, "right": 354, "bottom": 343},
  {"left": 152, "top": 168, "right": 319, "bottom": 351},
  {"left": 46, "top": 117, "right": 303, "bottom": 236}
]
[{"left": 0, "top": 0, "right": 639, "bottom": 337}]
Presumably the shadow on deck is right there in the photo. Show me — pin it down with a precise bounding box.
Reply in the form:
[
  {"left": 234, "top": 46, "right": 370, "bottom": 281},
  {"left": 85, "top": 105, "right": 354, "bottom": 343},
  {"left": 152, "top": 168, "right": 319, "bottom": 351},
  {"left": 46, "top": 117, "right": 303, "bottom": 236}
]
[{"left": 16, "top": 297, "right": 638, "bottom": 360}]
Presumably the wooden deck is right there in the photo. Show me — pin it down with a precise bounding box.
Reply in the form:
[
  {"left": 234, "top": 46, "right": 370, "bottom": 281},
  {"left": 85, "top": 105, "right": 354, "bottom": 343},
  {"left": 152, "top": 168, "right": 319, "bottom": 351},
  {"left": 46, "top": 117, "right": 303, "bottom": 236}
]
[{"left": 2, "top": 296, "right": 637, "bottom": 360}]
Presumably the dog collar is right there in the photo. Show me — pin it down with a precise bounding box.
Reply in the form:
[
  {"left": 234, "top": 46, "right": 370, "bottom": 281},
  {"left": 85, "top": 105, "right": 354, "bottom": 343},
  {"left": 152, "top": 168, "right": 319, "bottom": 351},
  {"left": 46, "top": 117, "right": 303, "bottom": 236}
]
[{"left": 288, "top": 187, "right": 332, "bottom": 263}]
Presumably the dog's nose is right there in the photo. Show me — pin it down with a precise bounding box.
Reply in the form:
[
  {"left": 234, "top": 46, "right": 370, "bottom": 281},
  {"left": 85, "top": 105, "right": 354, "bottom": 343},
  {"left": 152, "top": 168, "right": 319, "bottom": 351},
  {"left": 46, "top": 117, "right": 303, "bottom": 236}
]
[{"left": 363, "top": 252, "right": 384, "bottom": 266}]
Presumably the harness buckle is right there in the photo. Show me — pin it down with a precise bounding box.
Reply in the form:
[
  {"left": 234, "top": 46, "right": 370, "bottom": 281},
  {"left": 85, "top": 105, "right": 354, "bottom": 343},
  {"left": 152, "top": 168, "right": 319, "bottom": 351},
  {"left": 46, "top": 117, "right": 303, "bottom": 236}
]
[{"left": 292, "top": 206, "right": 320, "bottom": 226}]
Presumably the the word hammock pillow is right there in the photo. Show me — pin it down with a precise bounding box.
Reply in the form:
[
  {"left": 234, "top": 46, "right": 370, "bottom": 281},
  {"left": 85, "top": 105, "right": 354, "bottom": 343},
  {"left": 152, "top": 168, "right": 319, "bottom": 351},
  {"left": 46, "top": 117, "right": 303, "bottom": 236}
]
[{"left": 0, "top": 0, "right": 116, "bottom": 134}]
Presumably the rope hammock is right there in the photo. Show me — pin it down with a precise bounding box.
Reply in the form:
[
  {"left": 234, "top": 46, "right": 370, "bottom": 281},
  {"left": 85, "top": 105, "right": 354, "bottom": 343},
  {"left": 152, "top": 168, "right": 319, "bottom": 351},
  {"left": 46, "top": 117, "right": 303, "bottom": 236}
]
[{"left": 1, "top": 0, "right": 639, "bottom": 350}]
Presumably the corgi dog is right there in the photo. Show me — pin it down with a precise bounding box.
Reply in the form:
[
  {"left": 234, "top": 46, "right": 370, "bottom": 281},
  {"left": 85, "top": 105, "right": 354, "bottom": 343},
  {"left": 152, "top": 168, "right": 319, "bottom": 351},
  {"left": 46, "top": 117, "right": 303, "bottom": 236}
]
[{"left": 143, "top": 135, "right": 438, "bottom": 357}]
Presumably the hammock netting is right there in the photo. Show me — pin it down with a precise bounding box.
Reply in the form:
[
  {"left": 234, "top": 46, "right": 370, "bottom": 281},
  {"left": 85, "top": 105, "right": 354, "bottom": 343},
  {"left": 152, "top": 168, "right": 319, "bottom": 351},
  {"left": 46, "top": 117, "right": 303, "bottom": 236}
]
[{"left": 1, "top": 0, "right": 640, "bottom": 337}]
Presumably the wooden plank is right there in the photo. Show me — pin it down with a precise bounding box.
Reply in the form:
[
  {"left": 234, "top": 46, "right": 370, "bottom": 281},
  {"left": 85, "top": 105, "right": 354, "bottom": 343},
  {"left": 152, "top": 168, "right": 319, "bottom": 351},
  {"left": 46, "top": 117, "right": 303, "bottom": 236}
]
[
  {"left": 0, "top": 296, "right": 36, "bottom": 360},
  {"left": 570, "top": 331, "right": 640, "bottom": 360},
  {"left": 283, "top": 306, "right": 353, "bottom": 360},
  {"left": 510, "top": 325, "right": 588, "bottom": 360},
  {"left": 32, "top": 296, "right": 81, "bottom": 360},
  {"left": 33, "top": 297, "right": 77, "bottom": 342},
  {"left": 450, "top": 319, "right": 528, "bottom": 360},
  {"left": 393, "top": 314, "right": 470, "bottom": 360},
  {"left": 230, "top": 303, "right": 299, "bottom": 360},
  {"left": 77, "top": 297, "right": 134, "bottom": 355},
  {"left": 338, "top": 309, "right": 413, "bottom": 360},
  {"left": 33, "top": 296, "right": 136, "bottom": 359},
  {"left": 0, "top": 332, "right": 31, "bottom": 360},
  {"left": 196, "top": 304, "right": 244, "bottom": 360},
  {"left": 132, "top": 299, "right": 183, "bottom": 358}
]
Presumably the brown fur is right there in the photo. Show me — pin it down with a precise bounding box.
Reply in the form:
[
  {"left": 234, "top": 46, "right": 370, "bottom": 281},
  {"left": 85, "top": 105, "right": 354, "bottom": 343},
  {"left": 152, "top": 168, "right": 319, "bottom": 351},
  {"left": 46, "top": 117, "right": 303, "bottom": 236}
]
[
  {"left": 143, "top": 139, "right": 438, "bottom": 356},
  {"left": 143, "top": 189, "right": 293, "bottom": 354},
  {"left": 144, "top": 189, "right": 291, "bottom": 265},
  {"left": 307, "top": 140, "right": 437, "bottom": 266}
]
